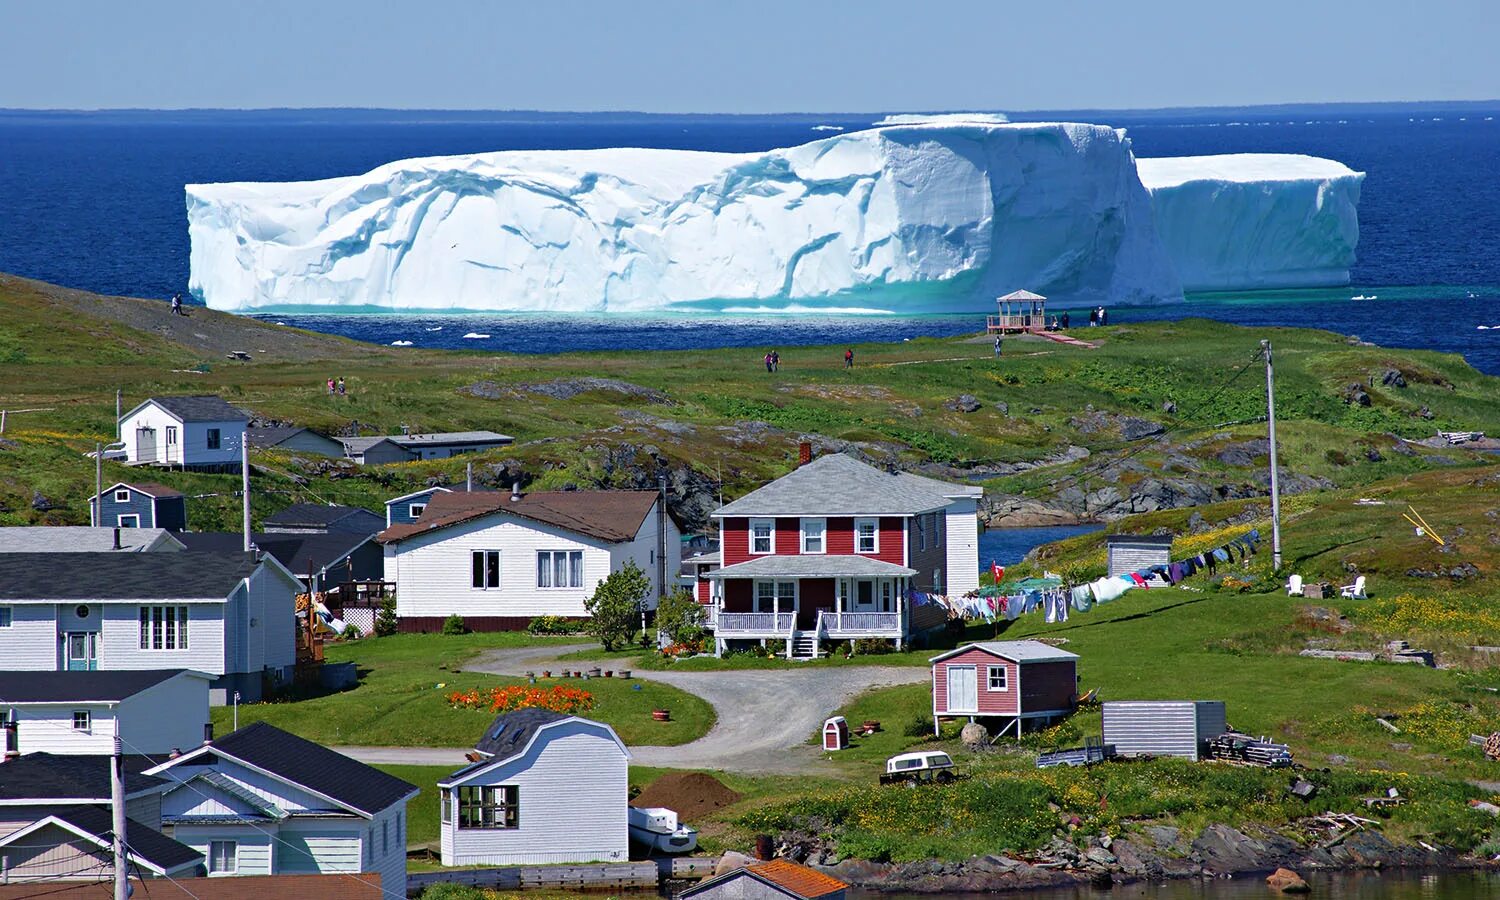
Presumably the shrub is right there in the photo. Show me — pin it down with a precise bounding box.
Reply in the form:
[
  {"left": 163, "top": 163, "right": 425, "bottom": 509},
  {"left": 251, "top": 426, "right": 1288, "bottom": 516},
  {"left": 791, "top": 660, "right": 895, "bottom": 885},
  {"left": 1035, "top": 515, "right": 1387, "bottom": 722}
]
[
  {"left": 903, "top": 715, "right": 934, "bottom": 738},
  {"left": 851, "top": 638, "right": 894, "bottom": 655},
  {"left": 420, "top": 884, "right": 489, "bottom": 900},
  {"left": 442, "top": 613, "right": 469, "bottom": 636},
  {"left": 447, "top": 685, "right": 594, "bottom": 714},
  {"left": 527, "top": 615, "right": 588, "bottom": 636},
  {"left": 765, "top": 638, "right": 787, "bottom": 657},
  {"left": 341, "top": 624, "right": 362, "bottom": 641},
  {"left": 1325, "top": 448, "right": 1351, "bottom": 466},
  {"left": 585, "top": 561, "right": 650, "bottom": 651},
  {"left": 655, "top": 588, "right": 706, "bottom": 647},
  {"left": 374, "top": 594, "right": 399, "bottom": 637}
]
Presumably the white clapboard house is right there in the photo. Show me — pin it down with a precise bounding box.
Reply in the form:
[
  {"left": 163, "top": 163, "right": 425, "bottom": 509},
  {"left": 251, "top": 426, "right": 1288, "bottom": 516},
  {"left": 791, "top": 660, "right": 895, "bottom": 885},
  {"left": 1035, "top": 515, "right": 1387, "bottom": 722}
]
[
  {"left": 146, "top": 722, "right": 418, "bottom": 887},
  {"left": 0, "top": 551, "right": 300, "bottom": 704},
  {"left": 118, "top": 396, "right": 249, "bottom": 471},
  {"left": 377, "top": 487, "right": 680, "bottom": 631},
  {"left": 437, "top": 709, "right": 629, "bottom": 866},
  {"left": 0, "top": 669, "right": 212, "bottom": 757}
]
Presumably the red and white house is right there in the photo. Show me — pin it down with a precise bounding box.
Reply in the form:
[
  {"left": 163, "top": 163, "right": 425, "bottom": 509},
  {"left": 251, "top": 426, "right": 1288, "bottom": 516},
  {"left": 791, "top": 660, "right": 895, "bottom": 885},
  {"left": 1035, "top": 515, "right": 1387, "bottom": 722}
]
[
  {"left": 929, "top": 640, "right": 1079, "bottom": 737},
  {"left": 703, "top": 452, "right": 982, "bottom": 657}
]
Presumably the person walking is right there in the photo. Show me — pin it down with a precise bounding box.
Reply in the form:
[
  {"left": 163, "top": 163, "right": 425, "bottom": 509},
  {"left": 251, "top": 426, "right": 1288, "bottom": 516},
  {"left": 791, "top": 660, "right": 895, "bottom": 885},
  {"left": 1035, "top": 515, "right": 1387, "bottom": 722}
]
[
  {"left": 170, "top": 292, "right": 183, "bottom": 316},
  {"left": 764, "top": 352, "right": 774, "bottom": 373},
  {"left": 844, "top": 348, "right": 854, "bottom": 369},
  {"left": 771, "top": 350, "right": 780, "bottom": 372},
  {"left": 327, "top": 377, "right": 336, "bottom": 396},
  {"left": 1088, "top": 307, "right": 1098, "bottom": 327},
  {"left": 1061, "top": 311, "right": 1070, "bottom": 330},
  {"left": 1099, "top": 306, "right": 1108, "bottom": 326},
  {"left": 994, "top": 335, "right": 1003, "bottom": 357},
  {"left": 337, "top": 376, "right": 346, "bottom": 396}
]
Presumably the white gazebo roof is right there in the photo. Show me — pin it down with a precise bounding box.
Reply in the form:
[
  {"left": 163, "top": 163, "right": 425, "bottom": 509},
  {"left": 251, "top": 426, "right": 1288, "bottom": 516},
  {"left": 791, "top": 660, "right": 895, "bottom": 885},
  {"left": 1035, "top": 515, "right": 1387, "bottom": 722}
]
[{"left": 998, "top": 289, "right": 1046, "bottom": 302}]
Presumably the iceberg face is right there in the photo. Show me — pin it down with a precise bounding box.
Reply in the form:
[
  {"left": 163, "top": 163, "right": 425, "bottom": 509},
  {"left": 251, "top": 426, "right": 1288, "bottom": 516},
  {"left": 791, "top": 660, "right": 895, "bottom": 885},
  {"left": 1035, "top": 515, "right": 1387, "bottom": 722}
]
[
  {"left": 1136, "top": 154, "right": 1364, "bottom": 292},
  {"left": 186, "top": 127, "right": 1363, "bottom": 314},
  {"left": 187, "top": 122, "right": 1181, "bottom": 312}
]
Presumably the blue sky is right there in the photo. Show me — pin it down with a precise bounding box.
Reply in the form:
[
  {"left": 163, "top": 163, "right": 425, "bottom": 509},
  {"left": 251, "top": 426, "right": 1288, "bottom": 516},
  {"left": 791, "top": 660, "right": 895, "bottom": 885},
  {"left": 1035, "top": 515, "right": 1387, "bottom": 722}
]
[{"left": 5, "top": 0, "right": 1497, "bottom": 112}]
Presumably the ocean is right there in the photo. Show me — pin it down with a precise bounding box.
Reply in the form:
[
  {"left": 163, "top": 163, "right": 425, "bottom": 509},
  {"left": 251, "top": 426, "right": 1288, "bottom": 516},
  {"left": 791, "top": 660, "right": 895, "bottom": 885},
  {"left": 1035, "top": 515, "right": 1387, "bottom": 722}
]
[{"left": 0, "top": 106, "right": 1496, "bottom": 371}]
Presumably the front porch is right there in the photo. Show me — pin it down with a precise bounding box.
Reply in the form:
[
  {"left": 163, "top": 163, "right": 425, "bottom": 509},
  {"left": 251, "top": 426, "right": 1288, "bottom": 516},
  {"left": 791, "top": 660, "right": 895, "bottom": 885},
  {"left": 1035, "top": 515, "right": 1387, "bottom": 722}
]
[{"left": 706, "top": 556, "right": 917, "bottom": 658}]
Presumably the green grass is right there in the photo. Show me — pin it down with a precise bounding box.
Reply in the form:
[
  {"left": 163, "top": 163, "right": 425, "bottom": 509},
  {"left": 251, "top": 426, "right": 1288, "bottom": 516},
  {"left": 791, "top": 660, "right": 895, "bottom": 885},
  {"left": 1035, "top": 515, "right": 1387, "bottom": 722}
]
[
  {"left": 213, "top": 633, "right": 714, "bottom": 747},
  {"left": 373, "top": 764, "right": 450, "bottom": 848}
]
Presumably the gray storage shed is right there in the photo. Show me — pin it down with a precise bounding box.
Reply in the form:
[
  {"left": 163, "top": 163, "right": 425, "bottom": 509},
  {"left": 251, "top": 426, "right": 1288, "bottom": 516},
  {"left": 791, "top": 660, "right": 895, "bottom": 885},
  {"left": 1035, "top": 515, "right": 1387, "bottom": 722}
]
[
  {"left": 1101, "top": 700, "right": 1227, "bottom": 761},
  {"left": 1106, "top": 534, "right": 1173, "bottom": 578}
]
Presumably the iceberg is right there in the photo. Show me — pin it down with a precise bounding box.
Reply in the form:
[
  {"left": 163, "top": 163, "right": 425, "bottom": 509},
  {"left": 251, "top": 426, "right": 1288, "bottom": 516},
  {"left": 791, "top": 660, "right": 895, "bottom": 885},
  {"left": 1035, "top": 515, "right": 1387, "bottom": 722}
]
[
  {"left": 1136, "top": 154, "right": 1364, "bottom": 291},
  {"left": 186, "top": 124, "right": 1363, "bottom": 314}
]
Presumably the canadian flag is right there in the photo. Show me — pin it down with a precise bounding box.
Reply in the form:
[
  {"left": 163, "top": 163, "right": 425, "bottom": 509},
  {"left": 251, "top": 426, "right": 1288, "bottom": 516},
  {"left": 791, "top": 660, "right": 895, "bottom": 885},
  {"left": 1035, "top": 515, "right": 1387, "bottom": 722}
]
[{"left": 991, "top": 562, "right": 1004, "bottom": 582}]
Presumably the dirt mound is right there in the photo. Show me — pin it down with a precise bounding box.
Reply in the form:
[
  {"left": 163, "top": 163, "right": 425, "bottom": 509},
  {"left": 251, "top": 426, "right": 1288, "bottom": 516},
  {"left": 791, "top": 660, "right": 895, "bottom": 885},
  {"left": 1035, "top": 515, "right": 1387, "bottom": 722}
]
[{"left": 630, "top": 772, "right": 742, "bottom": 822}]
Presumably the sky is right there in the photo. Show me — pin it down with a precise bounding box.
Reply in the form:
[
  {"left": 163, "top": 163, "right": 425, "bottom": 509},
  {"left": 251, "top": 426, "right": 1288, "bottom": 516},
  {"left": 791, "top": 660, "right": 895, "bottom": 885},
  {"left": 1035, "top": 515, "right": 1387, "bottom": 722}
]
[{"left": 4, "top": 0, "right": 1498, "bottom": 113}]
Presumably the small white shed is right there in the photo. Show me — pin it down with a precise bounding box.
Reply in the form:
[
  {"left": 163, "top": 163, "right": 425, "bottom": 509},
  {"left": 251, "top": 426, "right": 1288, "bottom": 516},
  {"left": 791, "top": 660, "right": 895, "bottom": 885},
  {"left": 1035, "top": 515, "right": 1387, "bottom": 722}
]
[
  {"left": 1102, "top": 700, "right": 1227, "bottom": 761},
  {"left": 1106, "top": 534, "right": 1173, "bottom": 579}
]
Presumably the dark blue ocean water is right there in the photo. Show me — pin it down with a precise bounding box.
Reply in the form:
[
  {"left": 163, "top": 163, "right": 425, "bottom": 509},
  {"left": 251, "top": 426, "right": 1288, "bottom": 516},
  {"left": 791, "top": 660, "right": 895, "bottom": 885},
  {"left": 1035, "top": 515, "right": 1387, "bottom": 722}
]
[
  {"left": 978, "top": 525, "right": 1104, "bottom": 571},
  {"left": 0, "top": 107, "right": 1497, "bottom": 370}
]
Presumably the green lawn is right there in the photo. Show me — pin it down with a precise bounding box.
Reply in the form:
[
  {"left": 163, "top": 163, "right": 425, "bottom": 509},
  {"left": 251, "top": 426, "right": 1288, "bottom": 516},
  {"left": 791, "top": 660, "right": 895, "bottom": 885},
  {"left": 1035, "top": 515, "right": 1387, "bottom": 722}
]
[{"left": 214, "top": 633, "right": 715, "bottom": 747}]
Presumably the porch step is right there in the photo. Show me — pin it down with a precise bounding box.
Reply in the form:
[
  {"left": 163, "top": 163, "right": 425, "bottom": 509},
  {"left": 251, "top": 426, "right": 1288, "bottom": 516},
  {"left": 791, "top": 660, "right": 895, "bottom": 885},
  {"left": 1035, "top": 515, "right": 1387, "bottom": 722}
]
[{"left": 789, "top": 633, "right": 823, "bottom": 661}]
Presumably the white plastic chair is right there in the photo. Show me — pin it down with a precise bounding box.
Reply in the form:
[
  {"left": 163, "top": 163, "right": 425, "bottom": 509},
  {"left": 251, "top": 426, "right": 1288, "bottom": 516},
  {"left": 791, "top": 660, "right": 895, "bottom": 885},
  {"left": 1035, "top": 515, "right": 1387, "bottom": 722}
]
[
  {"left": 1285, "top": 575, "right": 1303, "bottom": 596},
  {"left": 1340, "top": 576, "right": 1367, "bottom": 599}
]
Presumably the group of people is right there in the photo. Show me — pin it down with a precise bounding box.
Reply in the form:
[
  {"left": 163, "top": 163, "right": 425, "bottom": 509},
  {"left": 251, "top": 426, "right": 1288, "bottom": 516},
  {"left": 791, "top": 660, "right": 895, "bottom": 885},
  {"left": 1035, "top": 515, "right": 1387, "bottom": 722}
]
[
  {"left": 1088, "top": 306, "right": 1109, "bottom": 326},
  {"left": 326, "top": 376, "right": 347, "bottom": 396},
  {"left": 760, "top": 348, "right": 855, "bottom": 371},
  {"left": 763, "top": 350, "right": 780, "bottom": 372},
  {"left": 169, "top": 292, "right": 188, "bottom": 316}
]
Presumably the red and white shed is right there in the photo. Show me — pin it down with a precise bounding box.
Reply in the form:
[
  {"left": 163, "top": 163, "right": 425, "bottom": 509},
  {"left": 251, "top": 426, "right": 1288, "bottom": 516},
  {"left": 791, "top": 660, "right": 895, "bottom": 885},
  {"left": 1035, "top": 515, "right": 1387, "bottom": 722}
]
[{"left": 929, "top": 640, "right": 1080, "bottom": 738}]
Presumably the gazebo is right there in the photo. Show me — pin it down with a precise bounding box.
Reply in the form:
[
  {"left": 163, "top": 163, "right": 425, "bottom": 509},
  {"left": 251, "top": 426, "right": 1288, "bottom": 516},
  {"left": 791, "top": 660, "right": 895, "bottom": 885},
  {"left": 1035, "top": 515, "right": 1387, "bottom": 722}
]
[{"left": 987, "top": 290, "right": 1046, "bottom": 334}]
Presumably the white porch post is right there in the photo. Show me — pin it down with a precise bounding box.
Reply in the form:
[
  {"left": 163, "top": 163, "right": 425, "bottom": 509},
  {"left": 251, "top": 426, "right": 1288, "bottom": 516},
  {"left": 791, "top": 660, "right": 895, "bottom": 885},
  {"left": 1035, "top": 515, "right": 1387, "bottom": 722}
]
[{"left": 895, "top": 577, "right": 905, "bottom": 651}]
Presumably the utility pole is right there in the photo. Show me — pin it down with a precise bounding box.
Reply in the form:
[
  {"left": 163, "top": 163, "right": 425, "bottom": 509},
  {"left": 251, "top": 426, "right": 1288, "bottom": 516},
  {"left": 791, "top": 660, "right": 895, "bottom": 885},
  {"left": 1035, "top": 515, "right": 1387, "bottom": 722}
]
[
  {"left": 95, "top": 442, "right": 103, "bottom": 527},
  {"left": 112, "top": 736, "right": 128, "bottom": 900},
  {"left": 115, "top": 389, "right": 121, "bottom": 423},
  {"left": 466, "top": 462, "right": 472, "bottom": 493},
  {"left": 1261, "top": 340, "right": 1283, "bottom": 571},
  {"left": 241, "top": 433, "right": 252, "bottom": 552}
]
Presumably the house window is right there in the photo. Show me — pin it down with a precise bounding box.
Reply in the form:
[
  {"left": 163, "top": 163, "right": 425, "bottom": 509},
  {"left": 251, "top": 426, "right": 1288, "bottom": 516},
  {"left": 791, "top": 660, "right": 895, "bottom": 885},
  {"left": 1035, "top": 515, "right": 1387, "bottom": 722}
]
[
  {"left": 855, "top": 518, "right": 878, "bottom": 554},
  {"left": 117, "top": 514, "right": 140, "bottom": 528},
  {"left": 440, "top": 789, "right": 451, "bottom": 823},
  {"left": 471, "top": 551, "right": 501, "bottom": 589},
  {"left": 749, "top": 519, "right": 775, "bottom": 555},
  {"left": 800, "top": 518, "right": 825, "bottom": 554},
  {"left": 73, "top": 711, "right": 91, "bottom": 731},
  {"left": 206, "top": 428, "right": 222, "bottom": 450},
  {"left": 933, "top": 569, "right": 943, "bottom": 594},
  {"left": 113, "top": 489, "right": 131, "bottom": 503},
  {"left": 987, "top": 665, "right": 1008, "bottom": 692},
  {"left": 0, "top": 607, "right": 10, "bottom": 628},
  {"left": 208, "top": 840, "right": 237, "bottom": 874},
  {"left": 537, "top": 551, "right": 584, "bottom": 588},
  {"left": 383, "top": 819, "right": 389, "bottom": 855},
  {"left": 139, "top": 606, "right": 189, "bottom": 650},
  {"left": 166, "top": 426, "right": 178, "bottom": 447},
  {"left": 456, "top": 785, "right": 519, "bottom": 829},
  {"left": 933, "top": 513, "right": 943, "bottom": 548},
  {"left": 881, "top": 580, "right": 893, "bottom": 612},
  {"left": 754, "top": 580, "right": 796, "bottom": 613},
  {"left": 915, "top": 515, "right": 926, "bottom": 551},
  {"left": 409, "top": 503, "right": 426, "bottom": 518}
]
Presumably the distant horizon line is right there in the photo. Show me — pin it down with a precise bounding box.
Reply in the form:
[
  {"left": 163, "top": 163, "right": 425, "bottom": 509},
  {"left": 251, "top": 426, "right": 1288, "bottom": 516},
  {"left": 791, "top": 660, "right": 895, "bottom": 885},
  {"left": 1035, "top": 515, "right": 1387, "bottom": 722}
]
[{"left": 3, "top": 98, "right": 1499, "bottom": 119}]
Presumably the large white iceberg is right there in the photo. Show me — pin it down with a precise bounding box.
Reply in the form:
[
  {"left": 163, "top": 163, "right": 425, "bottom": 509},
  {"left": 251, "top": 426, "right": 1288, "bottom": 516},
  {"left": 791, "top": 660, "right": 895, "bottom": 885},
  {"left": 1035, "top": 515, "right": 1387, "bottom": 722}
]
[
  {"left": 1137, "top": 154, "right": 1364, "bottom": 291},
  {"left": 186, "top": 123, "right": 1362, "bottom": 313}
]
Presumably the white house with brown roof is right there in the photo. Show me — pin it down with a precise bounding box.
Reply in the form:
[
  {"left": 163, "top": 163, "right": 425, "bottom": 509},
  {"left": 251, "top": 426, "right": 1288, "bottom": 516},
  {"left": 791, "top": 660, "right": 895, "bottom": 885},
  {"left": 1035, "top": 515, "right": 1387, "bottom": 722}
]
[{"left": 376, "top": 488, "right": 680, "bottom": 631}]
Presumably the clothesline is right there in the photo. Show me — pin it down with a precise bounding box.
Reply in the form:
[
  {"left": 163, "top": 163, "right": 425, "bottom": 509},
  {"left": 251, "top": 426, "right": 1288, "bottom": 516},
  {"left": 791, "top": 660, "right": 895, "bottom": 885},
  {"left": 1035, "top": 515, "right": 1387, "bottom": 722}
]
[{"left": 909, "top": 529, "right": 1261, "bottom": 625}]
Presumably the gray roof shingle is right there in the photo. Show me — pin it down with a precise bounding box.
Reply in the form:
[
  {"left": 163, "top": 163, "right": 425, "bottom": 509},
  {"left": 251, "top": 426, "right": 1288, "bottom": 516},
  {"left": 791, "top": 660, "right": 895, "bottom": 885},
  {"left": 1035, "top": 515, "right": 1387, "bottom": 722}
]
[
  {"left": 929, "top": 640, "right": 1079, "bottom": 664},
  {"left": 263, "top": 503, "right": 382, "bottom": 531},
  {"left": 137, "top": 395, "right": 248, "bottom": 423},
  {"left": 0, "top": 669, "right": 202, "bottom": 703},
  {"left": 0, "top": 753, "right": 167, "bottom": 801},
  {"left": 472, "top": 708, "right": 570, "bottom": 759},
  {"left": 176, "top": 532, "right": 371, "bottom": 577},
  {"left": 715, "top": 454, "right": 981, "bottom": 518},
  {"left": 707, "top": 555, "right": 916, "bottom": 579},
  {"left": 200, "top": 722, "right": 417, "bottom": 816},
  {"left": 388, "top": 430, "right": 513, "bottom": 448},
  {"left": 49, "top": 805, "right": 204, "bottom": 873},
  {"left": 0, "top": 551, "right": 261, "bottom": 601},
  {"left": 0, "top": 526, "right": 183, "bottom": 552}
]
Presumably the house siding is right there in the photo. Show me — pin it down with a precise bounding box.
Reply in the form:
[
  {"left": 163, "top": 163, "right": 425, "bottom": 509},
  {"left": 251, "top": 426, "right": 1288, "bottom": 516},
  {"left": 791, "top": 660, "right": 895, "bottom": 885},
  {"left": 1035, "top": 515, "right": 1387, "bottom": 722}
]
[
  {"left": 127, "top": 791, "right": 162, "bottom": 829},
  {"left": 116, "top": 673, "right": 212, "bottom": 755},
  {"left": 91, "top": 488, "right": 185, "bottom": 530},
  {"left": 278, "top": 431, "right": 344, "bottom": 458},
  {"left": 798, "top": 578, "right": 835, "bottom": 629},
  {"left": 907, "top": 513, "right": 946, "bottom": 594},
  {"left": 1, "top": 824, "right": 113, "bottom": 881},
  {"left": 933, "top": 649, "right": 1019, "bottom": 716},
  {"left": 1020, "top": 660, "right": 1079, "bottom": 712},
  {"left": 353, "top": 442, "right": 415, "bottom": 466},
  {"left": 826, "top": 518, "right": 855, "bottom": 555},
  {"left": 172, "top": 825, "right": 274, "bottom": 876},
  {"left": 606, "top": 499, "right": 679, "bottom": 612},
  {"left": 386, "top": 489, "right": 449, "bottom": 527},
  {"left": 876, "top": 517, "right": 905, "bottom": 565},
  {"left": 944, "top": 498, "right": 980, "bottom": 597},
  {"left": 722, "top": 580, "right": 752, "bottom": 613},
  {"left": 0, "top": 604, "right": 58, "bottom": 669},
  {"left": 721, "top": 519, "right": 749, "bottom": 566},
  {"left": 443, "top": 720, "right": 628, "bottom": 866},
  {"left": 13, "top": 706, "right": 117, "bottom": 754},
  {"left": 277, "top": 822, "right": 362, "bottom": 873},
  {"left": 99, "top": 601, "right": 228, "bottom": 675}
]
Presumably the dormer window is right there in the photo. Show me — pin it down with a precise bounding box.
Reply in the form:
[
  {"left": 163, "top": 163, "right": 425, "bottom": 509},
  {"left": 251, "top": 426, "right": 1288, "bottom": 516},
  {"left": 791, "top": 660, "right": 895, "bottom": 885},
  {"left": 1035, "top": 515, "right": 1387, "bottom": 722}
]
[
  {"left": 800, "top": 518, "right": 825, "bottom": 554},
  {"left": 409, "top": 503, "right": 426, "bottom": 518},
  {"left": 749, "top": 519, "right": 775, "bottom": 555}
]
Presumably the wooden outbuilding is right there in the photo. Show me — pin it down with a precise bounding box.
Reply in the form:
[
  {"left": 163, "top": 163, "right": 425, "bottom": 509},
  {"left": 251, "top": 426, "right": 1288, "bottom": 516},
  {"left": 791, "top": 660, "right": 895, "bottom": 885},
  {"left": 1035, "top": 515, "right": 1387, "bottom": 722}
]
[
  {"left": 822, "top": 716, "right": 849, "bottom": 751},
  {"left": 1106, "top": 534, "right": 1173, "bottom": 579},
  {"left": 987, "top": 290, "right": 1047, "bottom": 334},
  {"left": 929, "top": 640, "right": 1079, "bottom": 738}
]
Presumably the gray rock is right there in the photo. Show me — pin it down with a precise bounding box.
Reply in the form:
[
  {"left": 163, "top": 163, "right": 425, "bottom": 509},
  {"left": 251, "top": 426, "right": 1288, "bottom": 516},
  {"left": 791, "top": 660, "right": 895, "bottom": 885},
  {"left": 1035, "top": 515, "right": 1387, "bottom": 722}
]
[
  {"left": 945, "top": 394, "right": 982, "bottom": 413},
  {"left": 1216, "top": 439, "right": 1269, "bottom": 467},
  {"left": 30, "top": 491, "right": 53, "bottom": 512},
  {"left": 1380, "top": 369, "right": 1407, "bottom": 388},
  {"left": 1144, "top": 825, "right": 1182, "bottom": 850},
  {"left": 1162, "top": 399, "right": 1178, "bottom": 414},
  {"left": 994, "top": 401, "right": 1009, "bottom": 415},
  {"left": 1365, "top": 447, "right": 1384, "bottom": 462},
  {"left": 1085, "top": 847, "right": 1118, "bottom": 866}
]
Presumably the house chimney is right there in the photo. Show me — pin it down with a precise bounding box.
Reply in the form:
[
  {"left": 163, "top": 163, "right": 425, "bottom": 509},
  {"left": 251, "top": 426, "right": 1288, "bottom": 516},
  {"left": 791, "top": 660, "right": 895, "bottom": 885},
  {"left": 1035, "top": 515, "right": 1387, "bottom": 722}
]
[
  {"left": 112, "top": 527, "right": 121, "bottom": 551},
  {"left": 798, "top": 442, "right": 812, "bottom": 467},
  {"left": 203, "top": 723, "right": 214, "bottom": 745},
  {"left": 2, "top": 718, "right": 17, "bottom": 760},
  {"left": 510, "top": 481, "right": 522, "bottom": 502}
]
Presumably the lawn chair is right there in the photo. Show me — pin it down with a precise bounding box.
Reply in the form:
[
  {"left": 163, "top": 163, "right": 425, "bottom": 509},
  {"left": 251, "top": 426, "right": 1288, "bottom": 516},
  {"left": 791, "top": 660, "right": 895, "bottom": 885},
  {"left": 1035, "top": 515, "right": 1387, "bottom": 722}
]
[
  {"left": 1286, "top": 574, "right": 1303, "bottom": 597},
  {"left": 1339, "top": 576, "right": 1367, "bottom": 599}
]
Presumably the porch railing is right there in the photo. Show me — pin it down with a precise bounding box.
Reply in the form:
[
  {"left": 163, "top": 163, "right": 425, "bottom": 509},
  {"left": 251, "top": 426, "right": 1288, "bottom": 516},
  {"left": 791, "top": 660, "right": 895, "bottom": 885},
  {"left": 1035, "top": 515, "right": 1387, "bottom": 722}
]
[
  {"left": 819, "top": 612, "right": 902, "bottom": 634},
  {"left": 714, "top": 612, "right": 796, "bottom": 634}
]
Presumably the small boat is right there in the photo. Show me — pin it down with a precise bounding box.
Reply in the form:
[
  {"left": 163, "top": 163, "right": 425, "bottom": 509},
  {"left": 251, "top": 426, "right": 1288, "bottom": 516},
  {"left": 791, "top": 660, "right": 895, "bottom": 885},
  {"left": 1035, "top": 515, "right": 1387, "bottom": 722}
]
[
  {"left": 627, "top": 806, "right": 698, "bottom": 854},
  {"left": 462, "top": 332, "right": 490, "bottom": 339},
  {"left": 390, "top": 340, "right": 414, "bottom": 346}
]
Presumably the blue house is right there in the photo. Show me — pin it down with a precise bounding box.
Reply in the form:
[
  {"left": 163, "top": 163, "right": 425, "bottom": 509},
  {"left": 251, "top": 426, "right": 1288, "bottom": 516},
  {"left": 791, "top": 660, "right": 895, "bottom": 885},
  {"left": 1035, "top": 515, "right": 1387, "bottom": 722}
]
[
  {"left": 89, "top": 482, "right": 188, "bottom": 531},
  {"left": 384, "top": 487, "right": 453, "bottom": 526}
]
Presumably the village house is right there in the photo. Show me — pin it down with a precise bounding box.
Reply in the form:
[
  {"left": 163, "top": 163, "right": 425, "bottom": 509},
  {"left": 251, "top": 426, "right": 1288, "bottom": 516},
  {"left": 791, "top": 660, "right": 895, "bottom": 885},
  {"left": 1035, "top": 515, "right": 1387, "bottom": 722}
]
[
  {"left": 88, "top": 482, "right": 189, "bottom": 531},
  {"left": 679, "top": 859, "right": 849, "bottom": 900},
  {"left": 146, "top": 721, "right": 417, "bottom": 888},
  {"left": 340, "top": 430, "right": 514, "bottom": 465},
  {"left": 0, "top": 669, "right": 212, "bottom": 756},
  {"left": 385, "top": 486, "right": 455, "bottom": 526},
  {"left": 178, "top": 531, "right": 383, "bottom": 594},
  {"left": 116, "top": 396, "right": 248, "bottom": 471},
  {"left": 377, "top": 487, "right": 679, "bottom": 631},
  {"left": 0, "top": 525, "right": 184, "bottom": 553},
  {"left": 437, "top": 708, "right": 629, "bottom": 867},
  {"left": 262, "top": 503, "right": 385, "bottom": 537},
  {"left": 703, "top": 450, "right": 982, "bottom": 657},
  {"left": 0, "top": 551, "right": 299, "bottom": 704},
  {"left": 245, "top": 426, "right": 346, "bottom": 458},
  {"left": 929, "top": 640, "right": 1080, "bottom": 738}
]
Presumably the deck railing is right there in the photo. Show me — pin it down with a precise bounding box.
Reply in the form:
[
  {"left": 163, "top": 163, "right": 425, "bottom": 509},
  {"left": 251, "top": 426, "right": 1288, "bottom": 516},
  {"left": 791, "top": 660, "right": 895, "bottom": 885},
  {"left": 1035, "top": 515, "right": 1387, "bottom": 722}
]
[
  {"left": 819, "top": 612, "right": 902, "bottom": 634},
  {"left": 714, "top": 612, "right": 796, "bottom": 634}
]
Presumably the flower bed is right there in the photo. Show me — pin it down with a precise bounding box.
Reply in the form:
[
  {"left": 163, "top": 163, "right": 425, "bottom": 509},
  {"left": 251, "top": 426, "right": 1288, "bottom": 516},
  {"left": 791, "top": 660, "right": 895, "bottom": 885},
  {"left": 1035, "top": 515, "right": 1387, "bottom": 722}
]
[{"left": 446, "top": 685, "right": 595, "bottom": 714}]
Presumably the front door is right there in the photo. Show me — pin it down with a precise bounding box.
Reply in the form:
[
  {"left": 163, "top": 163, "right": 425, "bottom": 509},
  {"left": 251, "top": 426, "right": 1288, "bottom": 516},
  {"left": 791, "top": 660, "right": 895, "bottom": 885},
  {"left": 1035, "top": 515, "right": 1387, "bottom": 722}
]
[
  {"left": 136, "top": 426, "right": 157, "bottom": 462},
  {"left": 854, "top": 580, "right": 876, "bottom": 611},
  {"left": 947, "top": 665, "right": 978, "bottom": 713},
  {"left": 66, "top": 632, "right": 98, "bottom": 671}
]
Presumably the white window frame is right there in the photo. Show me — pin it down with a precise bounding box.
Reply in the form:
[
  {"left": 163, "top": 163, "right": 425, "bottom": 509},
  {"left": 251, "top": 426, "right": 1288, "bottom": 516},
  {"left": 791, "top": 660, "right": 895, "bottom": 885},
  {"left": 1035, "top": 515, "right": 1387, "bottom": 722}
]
[
  {"left": 165, "top": 426, "right": 178, "bottom": 447},
  {"left": 987, "top": 665, "right": 1009, "bottom": 692},
  {"left": 536, "top": 550, "right": 584, "bottom": 589},
  {"left": 73, "top": 710, "right": 91, "bottom": 732},
  {"left": 753, "top": 580, "right": 797, "bottom": 613},
  {"left": 209, "top": 840, "right": 237, "bottom": 874},
  {"left": 0, "top": 607, "right": 11, "bottom": 628},
  {"left": 408, "top": 502, "right": 426, "bottom": 518},
  {"left": 113, "top": 489, "right": 131, "bottom": 503},
  {"left": 471, "top": 550, "right": 501, "bottom": 590},
  {"left": 117, "top": 514, "right": 140, "bottom": 528},
  {"left": 855, "top": 518, "right": 879, "bottom": 554},
  {"left": 138, "top": 605, "right": 189, "bottom": 650},
  {"left": 749, "top": 518, "right": 775, "bottom": 555},
  {"left": 456, "top": 785, "right": 519, "bottom": 830},
  {"left": 800, "top": 518, "right": 826, "bottom": 554}
]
